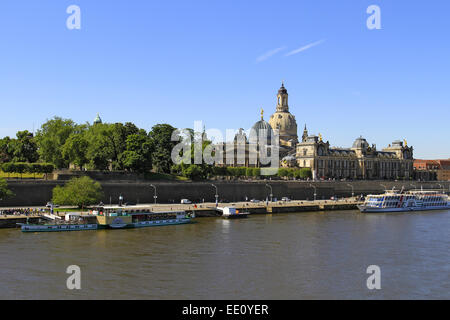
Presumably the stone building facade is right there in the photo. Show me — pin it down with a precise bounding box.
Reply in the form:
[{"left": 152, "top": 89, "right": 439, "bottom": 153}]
[
  {"left": 216, "top": 82, "right": 416, "bottom": 180},
  {"left": 295, "top": 133, "right": 414, "bottom": 180},
  {"left": 413, "top": 159, "right": 450, "bottom": 181}
]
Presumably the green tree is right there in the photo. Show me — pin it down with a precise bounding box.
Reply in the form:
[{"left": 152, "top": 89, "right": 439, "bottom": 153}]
[
  {"left": 84, "top": 123, "right": 113, "bottom": 170},
  {"left": 106, "top": 123, "right": 140, "bottom": 170},
  {"left": 278, "top": 168, "right": 289, "bottom": 178},
  {"left": 35, "top": 117, "right": 76, "bottom": 168},
  {"left": 250, "top": 167, "right": 260, "bottom": 177},
  {"left": 0, "top": 177, "right": 14, "bottom": 200},
  {"left": 149, "top": 124, "right": 177, "bottom": 174},
  {"left": 182, "top": 164, "right": 203, "bottom": 180},
  {"left": 52, "top": 176, "right": 103, "bottom": 208},
  {"left": 42, "top": 163, "right": 55, "bottom": 180},
  {"left": 226, "top": 167, "right": 237, "bottom": 177},
  {"left": 211, "top": 166, "right": 227, "bottom": 176},
  {"left": 120, "top": 151, "right": 146, "bottom": 172},
  {"left": 84, "top": 122, "right": 140, "bottom": 171},
  {"left": 299, "top": 168, "right": 312, "bottom": 179},
  {"left": 12, "top": 131, "right": 39, "bottom": 163},
  {"left": 119, "top": 130, "right": 153, "bottom": 172},
  {"left": 0, "top": 137, "right": 14, "bottom": 163},
  {"left": 1, "top": 163, "right": 15, "bottom": 178},
  {"left": 14, "top": 163, "right": 28, "bottom": 179},
  {"left": 62, "top": 132, "right": 89, "bottom": 169},
  {"left": 287, "top": 168, "right": 295, "bottom": 178}
]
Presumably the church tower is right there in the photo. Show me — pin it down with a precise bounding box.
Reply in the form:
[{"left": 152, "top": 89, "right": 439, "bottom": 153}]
[
  {"left": 269, "top": 82, "right": 298, "bottom": 148},
  {"left": 276, "top": 81, "right": 289, "bottom": 112},
  {"left": 302, "top": 124, "right": 308, "bottom": 142}
]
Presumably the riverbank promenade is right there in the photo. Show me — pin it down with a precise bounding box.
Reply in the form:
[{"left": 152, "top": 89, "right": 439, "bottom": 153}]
[
  {"left": 142, "top": 198, "right": 362, "bottom": 215},
  {"left": 0, "top": 198, "right": 363, "bottom": 228}
]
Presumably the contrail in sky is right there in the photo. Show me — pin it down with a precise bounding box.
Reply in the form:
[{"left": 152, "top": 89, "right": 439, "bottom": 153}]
[
  {"left": 285, "top": 40, "right": 325, "bottom": 56},
  {"left": 255, "top": 46, "right": 286, "bottom": 63}
]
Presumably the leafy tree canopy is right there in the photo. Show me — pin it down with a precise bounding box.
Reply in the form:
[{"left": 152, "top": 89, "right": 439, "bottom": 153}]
[
  {"left": 149, "top": 124, "right": 177, "bottom": 174},
  {"left": 62, "top": 131, "right": 89, "bottom": 170},
  {"left": 35, "top": 117, "right": 76, "bottom": 168},
  {"left": 0, "top": 177, "right": 14, "bottom": 200},
  {"left": 52, "top": 176, "right": 103, "bottom": 208}
]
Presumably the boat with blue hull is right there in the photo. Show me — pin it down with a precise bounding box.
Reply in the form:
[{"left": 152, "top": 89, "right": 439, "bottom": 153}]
[
  {"left": 19, "top": 223, "right": 98, "bottom": 232},
  {"left": 19, "top": 205, "right": 195, "bottom": 232},
  {"left": 358, "top": 190, "right": 450, "bottom": 213}
]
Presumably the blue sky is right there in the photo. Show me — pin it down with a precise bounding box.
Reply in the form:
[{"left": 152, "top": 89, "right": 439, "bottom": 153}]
[{"left": 0, "top": 0, "right": 449, "bottom": 159}]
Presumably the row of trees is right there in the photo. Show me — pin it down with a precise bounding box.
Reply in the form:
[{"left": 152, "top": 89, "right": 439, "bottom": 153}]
[
  {"left": 0, "top": 117, "right": 178, "bottom": 175},
  {"left": 0, "top": 131, "right": 39, "bottom": 164},
  {"left": 171, "top": 164, "right": 312, "bottom": 181},
  {"left": 34, "top": 118, "right": 178, "bottom": 173},
  {"left": 1, "top": 163, "right": 54, "bottom": 178},
  {"left": 277, "top": 168, "right": 313, "bottom": 179}
]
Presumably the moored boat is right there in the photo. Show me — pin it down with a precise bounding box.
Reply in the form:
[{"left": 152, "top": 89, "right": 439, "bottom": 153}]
[
  {"left": 358, "top": 190, "right": 450, "bottom": 213},
  {"left": 18, "top": 205, "right": 195, "bottom": 232},
  {"left": 19, "top": 223, "right": 98, "bottom": 232},
  {"left": 96, "top": 205, "right": 195, "bottom": 229},
  {"left": 218, "top": 207, "right": 250, "bottom": 219}
]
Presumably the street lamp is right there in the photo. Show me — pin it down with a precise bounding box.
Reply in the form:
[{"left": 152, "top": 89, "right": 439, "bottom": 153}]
[
  {"left": 265, "top": 184, "right": 273, "bottom": 202},
  {"left": 149, "top": 184, "right": 157, "bottom": 204},
  {"left": 211, "top": 184, "right": 218, "bottom": 207},
  {"left": 346, "top": 183, "right": 354, "bottom": 198},
  {"left": 309, "top": 184, "right": 317, "bottom": 201}
]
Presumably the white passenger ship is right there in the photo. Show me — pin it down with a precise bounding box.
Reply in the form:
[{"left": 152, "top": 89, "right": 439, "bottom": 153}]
[{"left": 358, "top": 190, "right": 450, "bottom": 213}]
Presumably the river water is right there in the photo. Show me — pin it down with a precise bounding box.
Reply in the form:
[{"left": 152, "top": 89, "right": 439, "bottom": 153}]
[{"left": 0, "top": 209, "right": 449, "bottom": 300}]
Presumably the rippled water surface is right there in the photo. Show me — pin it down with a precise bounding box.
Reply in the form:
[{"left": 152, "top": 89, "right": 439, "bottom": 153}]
[{"left": 1, "top": 210, "right": 449, "bottom": 299}]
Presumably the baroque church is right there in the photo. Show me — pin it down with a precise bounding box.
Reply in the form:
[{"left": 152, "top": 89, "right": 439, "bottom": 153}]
[
  {"left": 224, "top": 82, "right": 414, "bottom": 180},
  {"left": 220, "top": 82, "right": 299, "bottom": 167}
]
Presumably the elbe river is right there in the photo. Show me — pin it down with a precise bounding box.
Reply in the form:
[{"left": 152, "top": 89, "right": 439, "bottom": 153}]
[{"left": 0, "top": 209, "right": 449, "bottom": 299}]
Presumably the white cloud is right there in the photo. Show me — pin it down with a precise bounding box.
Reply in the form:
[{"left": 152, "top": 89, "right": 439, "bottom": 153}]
[
  {"left": 285, "top": 40, "right": 325, "bottom": 57},
  {"left": 255, "top": 46, "right": 286, "bottom": 63}
]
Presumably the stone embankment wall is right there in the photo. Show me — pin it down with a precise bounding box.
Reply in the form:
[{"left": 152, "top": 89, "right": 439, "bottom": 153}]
[{"left": 1, "top": 180, "right": 448, "bottom": 207}]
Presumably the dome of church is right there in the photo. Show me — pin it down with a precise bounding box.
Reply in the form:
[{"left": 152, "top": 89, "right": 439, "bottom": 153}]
[
  {"left": 250, "top": 119, "right": 273, "bottom": 145},
  {"left": 269, "top": 112, "right": 298, "bottom": 138},
  {"left": 352, "top": 136, "right": 369, "bottom": 149},
  {"left": 268, "top": 82, "right": 298, "bottom": 146},
  {"left": 93, "top": 113, "right": 102, "bottom": 124}
]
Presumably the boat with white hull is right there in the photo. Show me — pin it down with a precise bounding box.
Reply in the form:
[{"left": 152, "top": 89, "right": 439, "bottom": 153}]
[
  {"left": 217, "top": 207, "right": 250, "bottom": 219},
  {"left": 358, "top": 190, "right": 450, "bottom": 213}
]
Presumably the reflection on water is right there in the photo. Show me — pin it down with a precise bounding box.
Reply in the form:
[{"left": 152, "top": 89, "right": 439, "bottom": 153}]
[{"left": 0, "top": 210, "right": 449, "bottom": 299}]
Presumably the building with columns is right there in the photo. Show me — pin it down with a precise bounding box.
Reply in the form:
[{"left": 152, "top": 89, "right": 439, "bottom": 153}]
[
  {"left": 294, "top": 132, "right": 414, "bottom": 180},
  {"left": 217, "top": 82, "right": 415, "bottom": 180}
]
